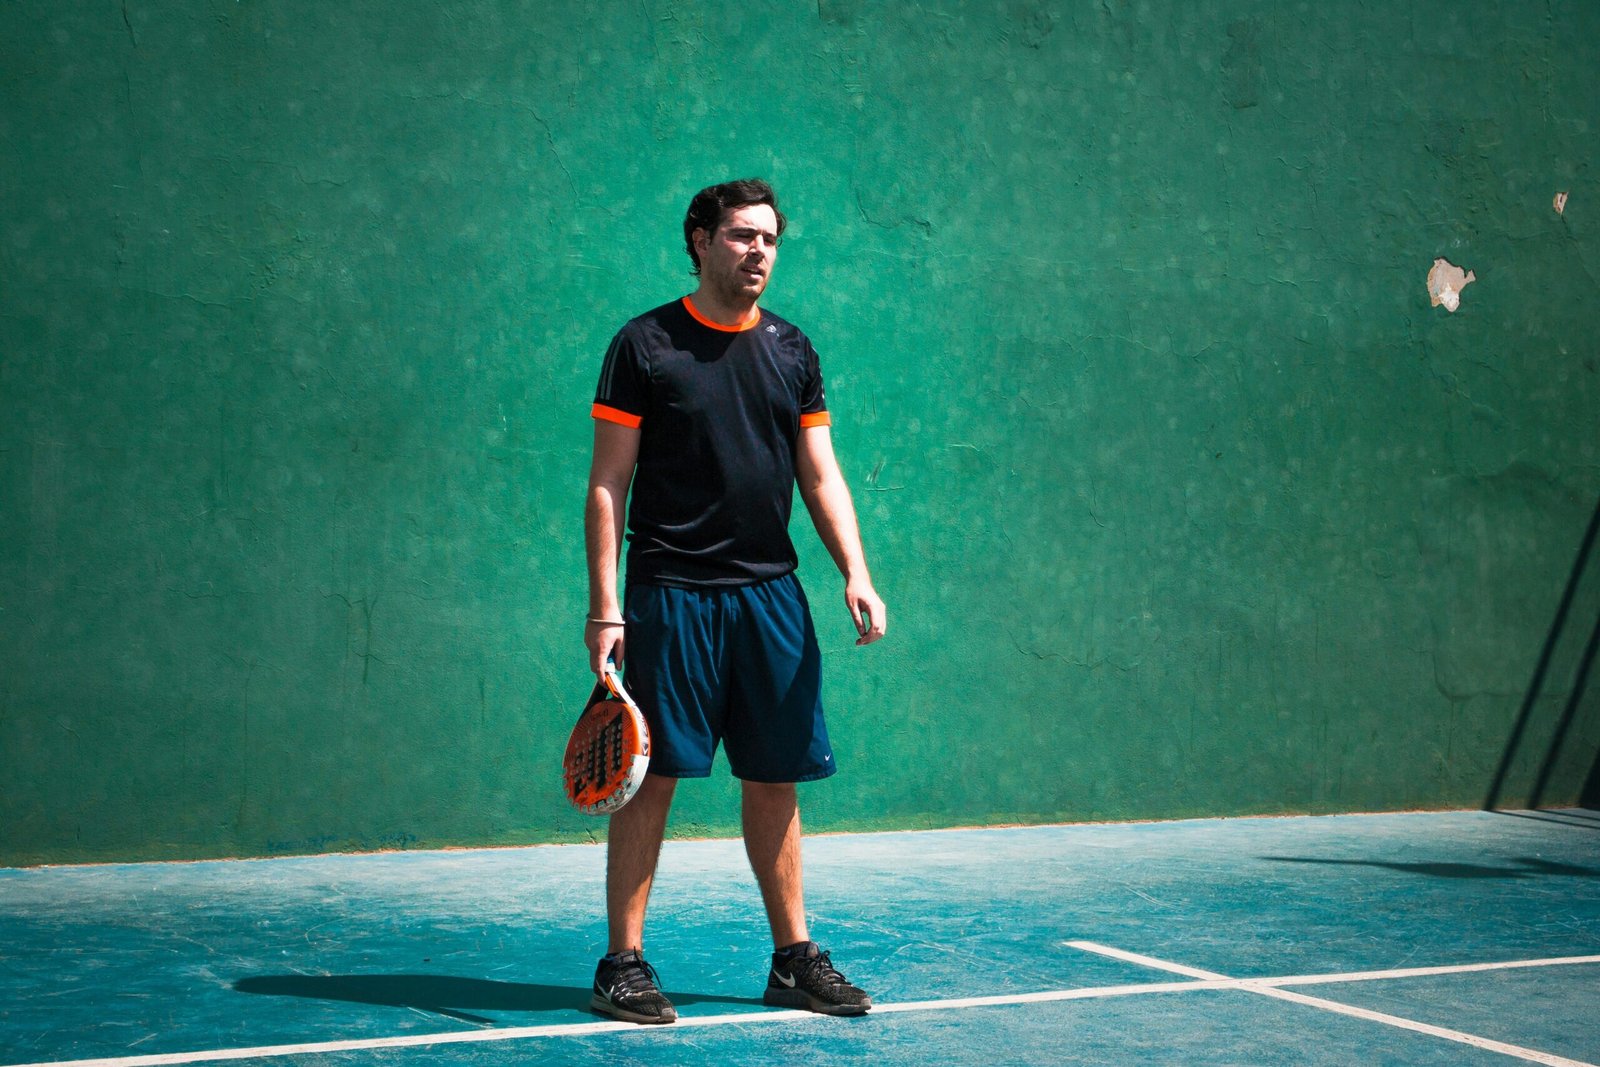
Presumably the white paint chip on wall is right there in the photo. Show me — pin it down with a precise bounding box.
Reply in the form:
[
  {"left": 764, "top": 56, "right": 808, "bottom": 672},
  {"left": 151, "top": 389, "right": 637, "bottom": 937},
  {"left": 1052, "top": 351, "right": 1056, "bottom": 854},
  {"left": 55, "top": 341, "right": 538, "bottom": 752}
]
[{"left": 1427, "top": 257, "right": 1476, "bottom": 313}]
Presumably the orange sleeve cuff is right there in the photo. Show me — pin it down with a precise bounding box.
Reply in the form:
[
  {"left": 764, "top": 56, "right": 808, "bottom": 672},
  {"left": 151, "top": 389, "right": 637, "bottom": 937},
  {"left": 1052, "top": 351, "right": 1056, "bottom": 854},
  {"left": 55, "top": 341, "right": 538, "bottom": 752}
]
[
  {"left": 592, "top": 403, "right": 643, "bottom": 429},
  {"left": 799, "top": 411, "right": 832, "bottom": 429}
]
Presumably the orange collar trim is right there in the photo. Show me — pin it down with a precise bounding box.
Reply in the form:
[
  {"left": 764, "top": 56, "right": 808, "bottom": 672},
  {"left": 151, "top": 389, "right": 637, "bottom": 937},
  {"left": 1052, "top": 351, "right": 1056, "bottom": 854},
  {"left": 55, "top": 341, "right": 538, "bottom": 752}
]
[{"left": 683, "top": 296, "right": 761, "bottom": 332}]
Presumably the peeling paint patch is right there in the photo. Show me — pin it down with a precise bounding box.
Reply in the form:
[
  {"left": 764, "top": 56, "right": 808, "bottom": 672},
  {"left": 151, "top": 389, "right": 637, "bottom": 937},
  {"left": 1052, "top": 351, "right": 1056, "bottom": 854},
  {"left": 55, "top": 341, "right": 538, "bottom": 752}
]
[
  {"left": 1221, "top": 19, "right": 1263, "bottom": 110},
  {"left": 1553, "top": 191, "right": 1568, "bottom": 214},
  {"left": 1427, "top": 258, "right": 1476, "bottom": 312}
]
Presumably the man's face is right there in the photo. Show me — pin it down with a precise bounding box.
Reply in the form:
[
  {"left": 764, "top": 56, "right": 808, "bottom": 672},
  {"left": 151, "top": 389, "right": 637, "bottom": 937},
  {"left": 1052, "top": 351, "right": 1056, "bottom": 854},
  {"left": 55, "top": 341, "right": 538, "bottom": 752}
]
[{"left": 695, "top": 203, "right": 780, "bottom": 304}]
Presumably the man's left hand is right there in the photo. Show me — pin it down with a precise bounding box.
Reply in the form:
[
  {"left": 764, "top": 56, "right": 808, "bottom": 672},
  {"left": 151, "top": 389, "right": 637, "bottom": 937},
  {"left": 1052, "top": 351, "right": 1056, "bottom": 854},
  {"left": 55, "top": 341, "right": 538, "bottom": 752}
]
[{"left": 845, "top": 580, "right": 886, "bottom": 646}]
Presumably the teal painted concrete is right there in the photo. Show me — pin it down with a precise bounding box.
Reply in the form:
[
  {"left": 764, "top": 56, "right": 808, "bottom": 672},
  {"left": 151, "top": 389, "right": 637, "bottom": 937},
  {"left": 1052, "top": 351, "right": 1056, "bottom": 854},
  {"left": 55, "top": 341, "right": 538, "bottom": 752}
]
[
  {"left": 2, "top": 1, "right": 1600, "bottom": 863},
  {"left": 1, "top": 811, "right": 1598, "bottom": 1065}
]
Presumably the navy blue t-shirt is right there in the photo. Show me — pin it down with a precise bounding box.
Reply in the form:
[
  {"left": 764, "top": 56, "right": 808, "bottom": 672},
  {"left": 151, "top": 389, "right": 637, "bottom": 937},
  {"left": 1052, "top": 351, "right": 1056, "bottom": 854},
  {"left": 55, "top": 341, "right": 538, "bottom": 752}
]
[{"left": 592, "top": 297, "right": 832, "bottom": 589}]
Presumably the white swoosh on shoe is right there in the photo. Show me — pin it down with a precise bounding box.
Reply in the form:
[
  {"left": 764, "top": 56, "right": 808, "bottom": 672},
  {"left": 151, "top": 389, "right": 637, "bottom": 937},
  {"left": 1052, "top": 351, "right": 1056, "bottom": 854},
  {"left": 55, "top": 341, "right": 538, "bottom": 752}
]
[{"left": 772, "top": 970, "right": 797, "bottom": 988}]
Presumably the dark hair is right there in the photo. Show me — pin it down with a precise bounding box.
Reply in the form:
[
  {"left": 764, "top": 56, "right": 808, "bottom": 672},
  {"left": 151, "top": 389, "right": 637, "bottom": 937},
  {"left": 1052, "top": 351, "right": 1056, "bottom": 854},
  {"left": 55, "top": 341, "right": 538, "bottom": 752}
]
[{"left": 682, "top": 178, "right": 788, "bottom": 275}]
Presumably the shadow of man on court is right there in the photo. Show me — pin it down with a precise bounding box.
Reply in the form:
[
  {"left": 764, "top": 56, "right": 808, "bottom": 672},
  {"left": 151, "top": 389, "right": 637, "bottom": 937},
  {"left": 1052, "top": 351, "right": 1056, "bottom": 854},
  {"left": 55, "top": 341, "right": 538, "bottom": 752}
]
[{"left": 234, "top": 974, "right": 762, "bottom": 1025}]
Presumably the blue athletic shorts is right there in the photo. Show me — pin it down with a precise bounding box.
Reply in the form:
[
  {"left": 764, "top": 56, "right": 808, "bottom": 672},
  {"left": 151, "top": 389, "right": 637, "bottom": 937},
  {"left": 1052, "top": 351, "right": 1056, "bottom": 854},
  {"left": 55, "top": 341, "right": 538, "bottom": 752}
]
[{"left": 622, "top": 573, "right": 835, "bottom": 783}]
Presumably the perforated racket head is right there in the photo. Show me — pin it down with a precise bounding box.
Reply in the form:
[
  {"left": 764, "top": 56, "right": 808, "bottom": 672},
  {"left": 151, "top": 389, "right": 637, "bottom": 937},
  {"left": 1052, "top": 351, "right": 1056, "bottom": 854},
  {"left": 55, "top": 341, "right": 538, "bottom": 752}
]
[{"left": 562, "top": 667, "right": 651, "bottom": 815}]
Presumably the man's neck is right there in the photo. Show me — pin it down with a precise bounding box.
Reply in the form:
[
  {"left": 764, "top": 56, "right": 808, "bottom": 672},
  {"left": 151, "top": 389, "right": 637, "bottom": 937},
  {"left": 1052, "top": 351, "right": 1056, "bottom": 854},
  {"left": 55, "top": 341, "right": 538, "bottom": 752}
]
[{"left": 688, "top": 286, "right": 759, "bottom": 328}]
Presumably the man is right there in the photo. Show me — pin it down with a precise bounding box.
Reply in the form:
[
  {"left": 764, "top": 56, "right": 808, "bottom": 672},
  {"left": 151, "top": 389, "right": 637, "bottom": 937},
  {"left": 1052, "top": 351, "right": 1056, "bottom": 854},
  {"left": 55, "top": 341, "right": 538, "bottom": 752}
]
[{"left": 583, "top": 179, "right": 887, "bottom": 1025}]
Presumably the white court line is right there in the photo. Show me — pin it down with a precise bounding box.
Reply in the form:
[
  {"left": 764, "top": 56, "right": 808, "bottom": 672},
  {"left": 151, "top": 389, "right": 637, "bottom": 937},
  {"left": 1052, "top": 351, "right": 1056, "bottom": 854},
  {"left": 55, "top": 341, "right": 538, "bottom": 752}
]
[
  {"left": 1068, "top": 941, "right": 1599, "bottom": 1067},
  {"left": 1260, "top": 955, "right": 1600, "bottom": 989},
  {"left": 8, "top": 950, "right": 1599, "bottom": 1067},
  {"left": 1061, "top": 942, "right": 1600, "bottom": 991}
]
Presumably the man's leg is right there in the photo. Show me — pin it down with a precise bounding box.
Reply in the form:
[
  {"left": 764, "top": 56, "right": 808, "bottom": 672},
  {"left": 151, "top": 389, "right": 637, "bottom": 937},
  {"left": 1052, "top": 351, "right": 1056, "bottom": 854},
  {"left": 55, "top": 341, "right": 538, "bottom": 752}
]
[
  {"left": 741, "top": 779, "right": 808, "bottom": 947},
  {"left": 606, "top": 772, "right": 677, "bottom": 952},
  {"left": 731, "top": 576, "right": 870, "bottom": 1015},
  {"left": 592, "top": 772, "right": 679, "bottom": 1024},
  {"left": 744, "top": 778, "right": 873, "bottom": 1016}
]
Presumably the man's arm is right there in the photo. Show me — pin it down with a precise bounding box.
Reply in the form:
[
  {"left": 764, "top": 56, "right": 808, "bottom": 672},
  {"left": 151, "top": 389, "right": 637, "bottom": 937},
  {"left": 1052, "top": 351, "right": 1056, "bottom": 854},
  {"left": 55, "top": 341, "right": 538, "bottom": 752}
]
[
  {"left": 795, "top": 424, "right": 886, "bottom": 646},
  {"left": 585, "top": 420, "right": 641, "bottom": 674}
]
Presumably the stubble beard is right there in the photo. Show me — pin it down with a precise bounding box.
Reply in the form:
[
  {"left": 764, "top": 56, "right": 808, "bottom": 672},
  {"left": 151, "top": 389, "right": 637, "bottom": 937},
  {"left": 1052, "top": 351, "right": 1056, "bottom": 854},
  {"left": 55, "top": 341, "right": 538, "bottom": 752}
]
[{"left": 710, "top": 264, "right": 767, "bottom": 307}]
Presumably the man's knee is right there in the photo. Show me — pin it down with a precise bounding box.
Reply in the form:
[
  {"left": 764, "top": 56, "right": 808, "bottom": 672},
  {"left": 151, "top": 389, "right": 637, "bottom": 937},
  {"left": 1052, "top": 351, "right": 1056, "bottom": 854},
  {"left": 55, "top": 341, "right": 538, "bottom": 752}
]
[
  {"left": 638, "top": 773, "right": 678, "bottom": 799},
  {"left": 741, "top": 779, "right": 799, "bottom": 812},
  {"left": 610, "top": 774, "right": 677, "bottom": 831}
]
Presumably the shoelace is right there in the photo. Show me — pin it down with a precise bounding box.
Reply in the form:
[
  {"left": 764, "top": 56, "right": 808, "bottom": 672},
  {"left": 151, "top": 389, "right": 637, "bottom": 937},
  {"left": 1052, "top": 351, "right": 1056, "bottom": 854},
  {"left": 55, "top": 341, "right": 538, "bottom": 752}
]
[
  {"left": 790, "top": 950, "right": 850, "bottom": 989},
  {"left": 609, "top": 956, "right": 665, "bottom": 997}
]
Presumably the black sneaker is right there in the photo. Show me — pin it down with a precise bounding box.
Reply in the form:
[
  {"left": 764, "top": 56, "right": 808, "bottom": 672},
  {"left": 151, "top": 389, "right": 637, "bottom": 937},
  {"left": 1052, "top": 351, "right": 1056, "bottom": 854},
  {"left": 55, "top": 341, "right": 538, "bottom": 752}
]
[
  {"left": 591, "top": 950, "right": 677, "bottom": 1024},
  {"left": 762, "top": 942, "right": 872, "bottom": 1016}
]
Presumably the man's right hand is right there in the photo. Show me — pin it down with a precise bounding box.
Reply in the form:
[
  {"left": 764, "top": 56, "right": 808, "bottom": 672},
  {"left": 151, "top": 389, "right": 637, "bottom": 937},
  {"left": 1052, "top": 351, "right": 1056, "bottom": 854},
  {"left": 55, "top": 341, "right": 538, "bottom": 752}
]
[{"left": 586, "top": 619, "right": 625, "bottom": 677}]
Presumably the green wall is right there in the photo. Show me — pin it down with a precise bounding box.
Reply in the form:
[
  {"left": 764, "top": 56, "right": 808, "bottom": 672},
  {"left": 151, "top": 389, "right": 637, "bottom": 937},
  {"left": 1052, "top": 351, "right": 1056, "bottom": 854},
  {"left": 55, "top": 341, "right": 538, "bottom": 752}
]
[{"left": 3, "top": 1, "right": 1598, "bottom": 865}]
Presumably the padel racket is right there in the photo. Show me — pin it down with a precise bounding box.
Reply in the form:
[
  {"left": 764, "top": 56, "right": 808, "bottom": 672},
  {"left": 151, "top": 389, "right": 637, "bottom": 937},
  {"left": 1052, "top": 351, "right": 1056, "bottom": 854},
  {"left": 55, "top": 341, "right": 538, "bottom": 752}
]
[{"left": 562, "top": 663, "right": 651, "bottom": 815}]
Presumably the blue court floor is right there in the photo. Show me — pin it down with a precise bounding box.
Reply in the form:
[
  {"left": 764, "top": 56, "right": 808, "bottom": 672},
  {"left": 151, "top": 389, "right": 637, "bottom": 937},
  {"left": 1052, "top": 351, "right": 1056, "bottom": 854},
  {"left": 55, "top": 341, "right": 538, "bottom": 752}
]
[{"left": 2, "top": 809, "right": 1598, "bottom": 1066}]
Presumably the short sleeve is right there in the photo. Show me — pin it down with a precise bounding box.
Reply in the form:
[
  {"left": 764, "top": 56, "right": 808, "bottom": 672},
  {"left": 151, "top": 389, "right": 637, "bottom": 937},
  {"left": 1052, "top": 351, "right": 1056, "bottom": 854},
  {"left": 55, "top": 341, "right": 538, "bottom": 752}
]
[
  {"left": 798, "top": 337, "right": 830, "bottom": 429},
  {"left": 592, "top": 328, "right": 648, "bottom": 428}
]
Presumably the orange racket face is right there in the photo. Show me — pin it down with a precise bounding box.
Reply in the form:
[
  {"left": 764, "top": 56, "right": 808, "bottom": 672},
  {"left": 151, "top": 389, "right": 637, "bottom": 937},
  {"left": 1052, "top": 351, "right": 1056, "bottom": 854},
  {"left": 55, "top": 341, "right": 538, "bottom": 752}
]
[{"left": 562, "top": 682, "right": 651, "bottom": 815}]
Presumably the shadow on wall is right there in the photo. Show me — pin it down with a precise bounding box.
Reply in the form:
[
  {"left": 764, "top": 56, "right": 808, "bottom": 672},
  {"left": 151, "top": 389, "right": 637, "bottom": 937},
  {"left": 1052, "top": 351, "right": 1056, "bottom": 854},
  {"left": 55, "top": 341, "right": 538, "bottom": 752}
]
[
  {"left": 1484, "top": 494, "right": 1600, "bottom": 813},
  {"left": 1587, "top": 747, "right": 1600, "bottom": 809}
]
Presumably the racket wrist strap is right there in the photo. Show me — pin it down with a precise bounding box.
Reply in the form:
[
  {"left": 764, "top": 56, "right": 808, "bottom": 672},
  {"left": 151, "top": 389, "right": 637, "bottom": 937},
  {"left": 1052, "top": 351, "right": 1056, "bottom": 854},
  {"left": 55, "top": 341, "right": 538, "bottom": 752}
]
[{"left": 586, "top": 617, "right": 625, "bottom": 626}]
